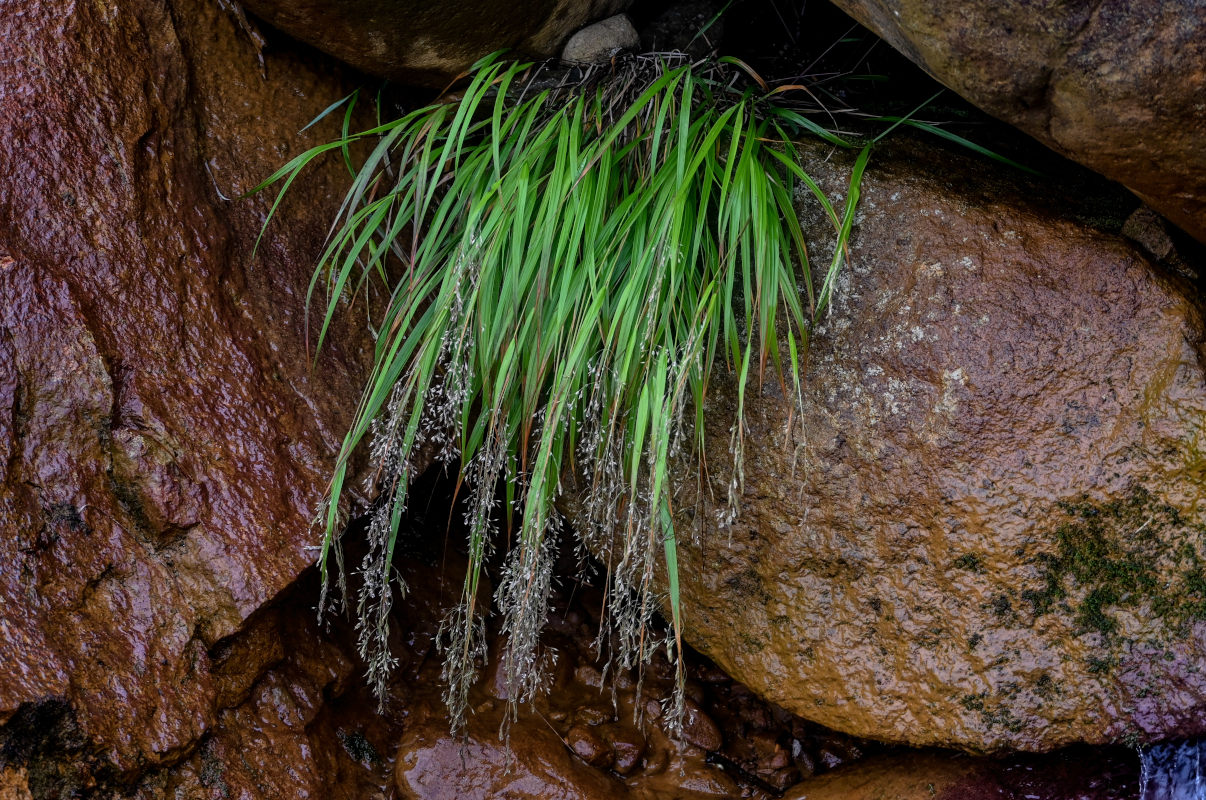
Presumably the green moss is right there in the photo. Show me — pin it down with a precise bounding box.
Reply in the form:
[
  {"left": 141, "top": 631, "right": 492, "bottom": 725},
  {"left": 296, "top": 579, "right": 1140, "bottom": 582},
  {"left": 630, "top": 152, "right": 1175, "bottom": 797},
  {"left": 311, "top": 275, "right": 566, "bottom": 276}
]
[
  {"left": 337, "top": 729, "right": 380, "bottom": 766},
  {"left": 199, "top": 743, "right": 231, "bottom": 798},
  {"left": 953, "top": 553, "right": 985, "bottom": 573},
  {"left": 1034, "top": 673, "right": 1061, "bottom": 700},
  {"left": 1024, "top": 487, "right": 1206, "bottom": 639},
  {"left": 960, "top": 692, "right": 985, "bottom": 712},
  {"left": 1176, "top": 563, "right": 1206, "bottom": 619},
  {"left": 1086, "top": 654, "right": 1118, "bottom": 674},
  {"left": 958, "top": 691, "right": 1024, "bottom": 732}
]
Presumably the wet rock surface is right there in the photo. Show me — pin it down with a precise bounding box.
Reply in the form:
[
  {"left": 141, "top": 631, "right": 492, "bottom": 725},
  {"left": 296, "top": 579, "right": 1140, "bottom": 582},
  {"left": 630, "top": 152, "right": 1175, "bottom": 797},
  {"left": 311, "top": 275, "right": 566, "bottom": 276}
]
[
  {"left": 77, "top": 533, "right": 1139, "bottom": 800},
  {"left": 658, "top": 134, "right": 1206, "bottom": 751},
  {"left": 0, "top": 0, "right": 375, "bottom": 785},
  {"left": 111, "top": 545, "right": 875, "bottom": 800},
  {"left": 387, "top": 542, "right": 873, "bottom": 800},
  {"left": 782, "top": 748, "right": 1139, "bottom": 800},
  {"left": 825, "top": 0, "right": 1206, "bottom": 243},
  {"left": 238, "top": 0, "right": 633, "bottom": 86},
  {"left": 2, "top": 0, "right": 1201, "bottom": 794}
]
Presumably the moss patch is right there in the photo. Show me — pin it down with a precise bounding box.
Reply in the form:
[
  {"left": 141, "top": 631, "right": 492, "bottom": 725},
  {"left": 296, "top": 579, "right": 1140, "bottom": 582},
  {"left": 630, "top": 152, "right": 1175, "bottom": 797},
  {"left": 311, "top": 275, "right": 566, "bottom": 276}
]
[
  {"left": 953, "top": 552, "right": 985, "bottom": 573},
  {"left": 1022, "top": 487, "right": 1206, "bottom": 641},
  {"left": 336, "top": 729, "right": 381, "bottom": 767},
  {"left": 959, "top": 691, "right": 1025, "bottom": 734}
]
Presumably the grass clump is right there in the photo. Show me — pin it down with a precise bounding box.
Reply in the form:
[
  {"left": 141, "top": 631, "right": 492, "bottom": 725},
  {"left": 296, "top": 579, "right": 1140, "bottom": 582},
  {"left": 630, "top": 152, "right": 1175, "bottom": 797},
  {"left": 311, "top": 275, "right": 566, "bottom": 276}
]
[{"left": 256, "top": 51, "right": 868, "bottom": 733}]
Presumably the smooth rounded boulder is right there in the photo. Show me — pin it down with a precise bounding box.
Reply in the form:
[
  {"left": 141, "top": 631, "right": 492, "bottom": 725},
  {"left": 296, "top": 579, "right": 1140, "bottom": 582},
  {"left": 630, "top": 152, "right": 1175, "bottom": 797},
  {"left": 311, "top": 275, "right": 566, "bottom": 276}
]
[
  {"left": 662, "top": 136, "right": 1206, "bottom": 752},
  {"left": 825, "top": 0, "right": 1206, "bottom": 243}
]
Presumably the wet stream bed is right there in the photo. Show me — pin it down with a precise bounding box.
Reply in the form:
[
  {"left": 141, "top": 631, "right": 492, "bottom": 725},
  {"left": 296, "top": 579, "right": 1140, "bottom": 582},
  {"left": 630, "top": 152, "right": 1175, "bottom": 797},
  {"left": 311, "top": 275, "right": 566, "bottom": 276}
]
[
  {"left": 203, "top": 501, "right": 1158, "bottom": 800},
  {"left": 103, "top": 473, "right": 1191, "bottom": 800}
]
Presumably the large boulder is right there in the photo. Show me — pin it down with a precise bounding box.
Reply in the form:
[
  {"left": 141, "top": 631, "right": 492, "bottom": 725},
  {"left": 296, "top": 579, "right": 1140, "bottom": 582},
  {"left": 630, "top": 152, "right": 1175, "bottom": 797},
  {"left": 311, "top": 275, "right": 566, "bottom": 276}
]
[
  {"left": 824, "top": 0, "right": 1206, "bottom": 243},
  {"left": 0, "top": 0, "right": 374, "bottom": 784},
  {"left": 238, "top": 0, "right": 633, "bottom": 86},
  {"left": 663, "top": 136, "right": 1206, "bottom": 752}
]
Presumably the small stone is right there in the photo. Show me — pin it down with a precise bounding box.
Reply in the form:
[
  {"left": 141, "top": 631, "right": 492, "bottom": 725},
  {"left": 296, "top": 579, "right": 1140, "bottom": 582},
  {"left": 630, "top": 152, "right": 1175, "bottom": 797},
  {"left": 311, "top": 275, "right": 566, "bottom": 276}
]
[
  {"left": 567, "top": 724, "right": 613, "bottom": 769},
  {"left": 600, "top": 724, "right": 646, "bottom": 775},
  {"left": 818, "top": 746, "right": 846, "bottom": 771},
  {"left": 679, "top": 700, "right": 723, "bottom": 752},
  {"left": 574, "top": 664, "right": 603, "bottom": 689},
  {"left": 561, "top": 14, "right": 639, "bottom": 63},
  {"left": 574, "top": 703, "right": 613, "bottom": 726}
]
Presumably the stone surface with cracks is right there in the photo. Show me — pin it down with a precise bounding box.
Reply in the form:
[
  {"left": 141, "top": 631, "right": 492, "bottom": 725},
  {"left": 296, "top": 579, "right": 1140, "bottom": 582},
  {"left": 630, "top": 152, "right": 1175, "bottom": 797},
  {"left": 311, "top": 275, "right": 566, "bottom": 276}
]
[{"left": 0, "top": 0, "right": 375, "bottom": 785}]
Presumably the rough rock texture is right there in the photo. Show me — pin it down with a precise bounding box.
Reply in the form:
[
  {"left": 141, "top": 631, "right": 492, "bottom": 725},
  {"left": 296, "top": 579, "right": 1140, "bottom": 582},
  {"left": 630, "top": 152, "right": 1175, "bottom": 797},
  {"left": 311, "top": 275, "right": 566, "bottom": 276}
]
[
  {"left": 825, "top": 0, "right": 1206, "bottom": 243},
  {"left": 0, "top": 0, "right": 375, "bottom": 786},
  {"left": 112, "top": 545, "right": 1146, "bottom": 800},
  {"left": 561, "top": 13, "right": 640, "bottom": 63},
  {"left": 125, "top": 594, "right": 392, "bottom": 800},
  {"left": 239, "top": 0, "right": 633, "bottom": 87},
  {"left": 662, "top": 135, "right": 1206, "bottom": 752}
]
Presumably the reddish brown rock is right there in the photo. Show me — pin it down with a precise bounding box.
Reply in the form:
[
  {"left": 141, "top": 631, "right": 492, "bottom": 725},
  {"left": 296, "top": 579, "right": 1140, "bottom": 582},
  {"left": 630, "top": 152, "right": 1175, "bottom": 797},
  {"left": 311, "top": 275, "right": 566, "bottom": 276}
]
[
  {"left": 600, "top": 723, "right": 646, "bottom": 775},
  {"left": 394, "top": 630, "right": 745, "bottom": 799},
  {"left": 826, "top": 0, "right": 1206, "bottom": 243},
  {"left": 568, "top": 723, "right": 615, "bottom": 768},
  {"left": 388, "top": 553, "right": 796, "bottom": 800},
  {"left": 396, "top": 708, "right": 631, "bottom": 800},
  {"left": 113, "top": 546, "right": 810, "bottom": 800},
  {"left": 0, "top": 0, "right": 375, "bottom": 783},
  {"left": 42, "top": 508, "right": 1141, "bottom": 800},
  {"left": 124, "top": 574, "right": 404, "bottom": 800},
  {"left": 782, "top": 752, "right": 979, "bottom": 800},
  {"left": 239, "top": 0, "right": 633, "bottom": 87},
  {"left": 662, "top": 135, "right": 1206, "bottom": 751},
  {"left": 782, "top": 748, "right": 1138, "bottom": 800},
  {"left": 679, "top": 699, "right": 723, "bottom": 752}
]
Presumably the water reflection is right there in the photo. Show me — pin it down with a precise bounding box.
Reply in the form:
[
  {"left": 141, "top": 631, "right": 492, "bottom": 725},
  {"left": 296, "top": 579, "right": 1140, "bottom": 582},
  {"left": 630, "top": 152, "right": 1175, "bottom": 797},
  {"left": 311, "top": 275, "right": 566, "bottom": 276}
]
[{"left": 1140, "top": 739, "right": 1205, "bottom": 800}]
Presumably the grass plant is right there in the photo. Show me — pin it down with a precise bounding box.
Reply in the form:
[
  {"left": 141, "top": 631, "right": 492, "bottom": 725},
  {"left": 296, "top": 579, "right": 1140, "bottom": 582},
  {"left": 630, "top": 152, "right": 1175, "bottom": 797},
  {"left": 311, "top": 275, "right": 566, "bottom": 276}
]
[{"left": 256, "top": 51, "right": 870, "bottom": 733}]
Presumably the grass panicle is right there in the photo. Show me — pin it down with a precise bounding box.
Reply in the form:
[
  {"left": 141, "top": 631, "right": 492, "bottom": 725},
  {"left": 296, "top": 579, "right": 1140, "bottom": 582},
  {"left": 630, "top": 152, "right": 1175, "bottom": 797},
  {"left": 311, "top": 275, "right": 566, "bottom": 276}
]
[{"left": 255, "top": 51, "right": 869, "bottom": 734}]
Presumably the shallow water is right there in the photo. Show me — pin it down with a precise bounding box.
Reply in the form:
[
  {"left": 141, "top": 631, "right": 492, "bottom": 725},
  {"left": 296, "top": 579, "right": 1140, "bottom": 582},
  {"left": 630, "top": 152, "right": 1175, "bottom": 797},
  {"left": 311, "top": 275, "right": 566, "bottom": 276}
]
[{"left": 1140, "top": 739, "right": 1206, "bottom": 800}]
